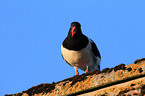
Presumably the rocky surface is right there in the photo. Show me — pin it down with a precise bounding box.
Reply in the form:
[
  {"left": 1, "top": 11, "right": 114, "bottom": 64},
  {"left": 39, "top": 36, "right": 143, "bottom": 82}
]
[
  {"left": 5, "top": 58, "right": 145, "bottom": 96},
  {"left": 80, "top": 77, "right": 145, "bottom": 96}
]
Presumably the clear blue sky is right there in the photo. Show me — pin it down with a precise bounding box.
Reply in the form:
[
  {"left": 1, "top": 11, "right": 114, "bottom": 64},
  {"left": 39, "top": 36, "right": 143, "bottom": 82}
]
[{"left": 0, "top": 0, "right": 145, "bottom": 96}]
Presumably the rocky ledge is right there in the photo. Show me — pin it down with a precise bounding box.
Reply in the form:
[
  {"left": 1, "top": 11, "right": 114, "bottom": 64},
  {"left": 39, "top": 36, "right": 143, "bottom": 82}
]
[{"left": 5, "top": 58, "right": 145, "bottom": 96}]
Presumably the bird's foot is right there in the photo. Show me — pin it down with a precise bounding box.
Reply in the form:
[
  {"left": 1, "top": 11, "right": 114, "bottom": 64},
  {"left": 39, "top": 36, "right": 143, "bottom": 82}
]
[
  {"left": 75, "top": 71, "right": 79, "bottom": 75},
  {"left": 74, "top": 67, "right": 79, "bottom": 75},
  {"left": 85, "top": 65, "right": 89, "bottom": 73}
]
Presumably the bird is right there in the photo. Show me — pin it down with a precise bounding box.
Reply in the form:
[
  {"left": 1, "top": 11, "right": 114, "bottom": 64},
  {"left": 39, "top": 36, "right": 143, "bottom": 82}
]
[{"left": 61, "top": 22, "right": 101, "bottom": 75}]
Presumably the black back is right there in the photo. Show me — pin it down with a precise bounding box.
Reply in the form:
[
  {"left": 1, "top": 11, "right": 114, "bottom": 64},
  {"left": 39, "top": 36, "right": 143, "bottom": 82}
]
[{"left": 90, "top": 39, "right": 101, "bottom": 58}]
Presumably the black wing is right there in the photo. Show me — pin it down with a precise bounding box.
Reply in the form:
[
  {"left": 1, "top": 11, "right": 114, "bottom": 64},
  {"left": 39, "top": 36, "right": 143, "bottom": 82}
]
[{"left": 90, "top": 39, "right": 101, "bottom": 58}]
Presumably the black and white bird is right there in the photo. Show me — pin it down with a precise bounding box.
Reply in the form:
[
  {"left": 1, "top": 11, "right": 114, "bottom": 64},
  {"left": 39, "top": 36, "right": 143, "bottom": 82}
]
[{"left": 61, "top": 22, "right": 101, "bottom": 75}]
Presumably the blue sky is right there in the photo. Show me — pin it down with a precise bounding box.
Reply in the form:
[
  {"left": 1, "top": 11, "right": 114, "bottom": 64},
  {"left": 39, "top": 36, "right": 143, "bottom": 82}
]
[{"left": 0, "top": 0, "right": 145, "bottom": 95}]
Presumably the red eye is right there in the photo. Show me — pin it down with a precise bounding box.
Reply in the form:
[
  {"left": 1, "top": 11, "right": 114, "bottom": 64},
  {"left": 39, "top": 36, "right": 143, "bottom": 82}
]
[{"left": 71, "top": 24, "right": 75, "bottom": 27}]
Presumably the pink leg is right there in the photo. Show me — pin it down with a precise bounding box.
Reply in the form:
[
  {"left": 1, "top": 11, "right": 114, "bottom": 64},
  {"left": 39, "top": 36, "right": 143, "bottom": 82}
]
[
  {"left": 74, "top": 67, "right": 79, "bottom": 75},
  {"left": 85, "top": 65, "right": 89, "bottom": 73}
]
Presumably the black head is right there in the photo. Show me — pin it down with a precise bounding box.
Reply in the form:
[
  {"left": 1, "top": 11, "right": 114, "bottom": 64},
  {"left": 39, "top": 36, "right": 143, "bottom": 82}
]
[
  {"left": 71, "top": 22, "right": 81, "bottom": 28},
  {"left": 63, "top": 22, "right": 89, "bottom": 50},
  {"left": 69, "top": 22, "right": 82, "bottom": 37}
]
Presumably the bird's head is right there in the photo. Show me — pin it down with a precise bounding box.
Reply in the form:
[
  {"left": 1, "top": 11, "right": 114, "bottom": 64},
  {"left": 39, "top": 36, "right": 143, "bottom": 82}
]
[{"left": 69, "top": 22, "right": 82, "bottom": 37}]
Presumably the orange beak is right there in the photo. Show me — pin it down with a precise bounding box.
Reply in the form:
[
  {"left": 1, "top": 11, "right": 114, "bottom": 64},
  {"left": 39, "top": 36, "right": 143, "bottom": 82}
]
[{"left": 72, "top": 26, "right": 77, "bottom": 37}]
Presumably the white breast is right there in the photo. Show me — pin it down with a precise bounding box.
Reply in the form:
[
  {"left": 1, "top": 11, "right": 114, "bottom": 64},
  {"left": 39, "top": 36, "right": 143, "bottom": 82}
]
[{"left": 61, "top": 42, "right": 92, "bottom": 68}]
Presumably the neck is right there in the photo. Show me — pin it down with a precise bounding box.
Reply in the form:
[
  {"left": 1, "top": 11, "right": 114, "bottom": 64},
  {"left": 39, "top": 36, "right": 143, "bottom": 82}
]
[{"left": 63, "top": 31, "right": 89, "bottom": 51}]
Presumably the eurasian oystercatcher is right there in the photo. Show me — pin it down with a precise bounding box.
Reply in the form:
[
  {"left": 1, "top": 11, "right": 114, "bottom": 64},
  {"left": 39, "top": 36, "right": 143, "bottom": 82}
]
[{"left": 61, "top": 22, "right": 101, "bottom": 75}]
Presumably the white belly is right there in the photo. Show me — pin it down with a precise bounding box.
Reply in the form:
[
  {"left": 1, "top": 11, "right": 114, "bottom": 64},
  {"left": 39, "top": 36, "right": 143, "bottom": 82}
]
[{"left": 61, "top": 44, "right": 91, "bottom": 68}]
